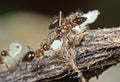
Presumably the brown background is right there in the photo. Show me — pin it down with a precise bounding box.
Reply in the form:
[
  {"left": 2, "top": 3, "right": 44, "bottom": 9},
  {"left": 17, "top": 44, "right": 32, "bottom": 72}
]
[{"left": 0, "top": 0, "right": 120, "bottom": 82}]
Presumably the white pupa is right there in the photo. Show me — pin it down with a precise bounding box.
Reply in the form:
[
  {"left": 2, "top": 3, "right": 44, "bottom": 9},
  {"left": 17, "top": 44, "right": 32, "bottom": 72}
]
[
  {"left": 80, "top": 10, "right": 100, "bottom": 28},
  {"left": 72, "top": 10, "right": 100, "bottom": 34},
  {"left": 2, "top": 41, "right": 22, "bottom": 69},
  {"left": 9, "top": 41, "right": 22, "bottom": 58}
]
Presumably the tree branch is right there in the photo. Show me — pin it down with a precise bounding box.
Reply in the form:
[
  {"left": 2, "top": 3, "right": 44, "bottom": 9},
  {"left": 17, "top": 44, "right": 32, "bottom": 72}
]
[{"left": 1, "top": 26, "right": 120, "bottom": 82}]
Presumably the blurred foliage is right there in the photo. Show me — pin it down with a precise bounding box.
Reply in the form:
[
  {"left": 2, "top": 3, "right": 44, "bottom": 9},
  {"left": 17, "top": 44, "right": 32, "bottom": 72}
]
[{"left": 0, "top": 0, "right": 120, "bottom": 28}]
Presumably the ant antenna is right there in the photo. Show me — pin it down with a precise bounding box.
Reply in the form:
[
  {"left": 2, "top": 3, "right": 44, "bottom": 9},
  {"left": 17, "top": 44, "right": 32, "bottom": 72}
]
[
  {"left": 59, "top": 11, "right": 62, "bottom": 27},
  {"left": 27, "top": 45, "right": 33, "bottom": 51},
  {"left": 40, "top": 39, "right": 47, "bottom": 47}
]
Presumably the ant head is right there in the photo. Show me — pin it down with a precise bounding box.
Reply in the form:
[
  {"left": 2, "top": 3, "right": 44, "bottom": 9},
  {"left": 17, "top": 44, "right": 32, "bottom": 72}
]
[
  {"left": 22, "top": 45, "right": 35, "bottom": 62},
  {"left": 22, "top": 51, "right": 35, "bottom": 62},
  {"left": 1, "top": 50, "right": 8, "bottom": 56}
]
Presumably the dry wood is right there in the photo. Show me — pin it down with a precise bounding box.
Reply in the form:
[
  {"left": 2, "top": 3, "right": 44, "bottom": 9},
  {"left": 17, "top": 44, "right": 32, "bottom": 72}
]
[{"left": 0, "top": 27, "right": 120, "bottom": 82}]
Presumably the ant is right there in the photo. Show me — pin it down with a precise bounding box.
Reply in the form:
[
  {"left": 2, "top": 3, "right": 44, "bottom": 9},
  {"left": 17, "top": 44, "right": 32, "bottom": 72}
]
[
  {"left": 48, "top": 11, "right": 87, "bottom": 47},
  {"left": 22, "top": 41, "right": 51, "bottom": 62},
  {"left": 49, "top": 11, "right": 87, "bottom": 35}
]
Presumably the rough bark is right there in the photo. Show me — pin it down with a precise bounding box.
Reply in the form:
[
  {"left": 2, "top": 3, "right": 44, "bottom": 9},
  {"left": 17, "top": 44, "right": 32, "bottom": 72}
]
[{"left": 0, "top": 27, "right": 120, "bottom": 82}]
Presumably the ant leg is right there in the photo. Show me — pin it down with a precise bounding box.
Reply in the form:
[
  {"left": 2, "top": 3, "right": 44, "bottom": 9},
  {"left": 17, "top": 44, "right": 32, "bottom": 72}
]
[
  {"left": 68, "top": 59, "right": 87, "bottom": 82},
  {"left": 47, "top": 31, "right": 55, "bottom": 44},
  {"left": 64, "top": 47, "right": 87, "bottom": 82},
  {"left": 40, "top": 39, "right": 47, "bottom": 47},
  {"left": 72, "top": 32, "right": 87, "bottom": 48}
]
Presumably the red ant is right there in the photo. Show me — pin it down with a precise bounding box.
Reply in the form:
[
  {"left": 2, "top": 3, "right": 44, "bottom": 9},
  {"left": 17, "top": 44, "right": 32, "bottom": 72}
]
[
  {"left": 22, "top": 40, "right": 51, "bottom": 62},
  {"left": 49, "top": 11, "right": 87, "bottom": 35}
]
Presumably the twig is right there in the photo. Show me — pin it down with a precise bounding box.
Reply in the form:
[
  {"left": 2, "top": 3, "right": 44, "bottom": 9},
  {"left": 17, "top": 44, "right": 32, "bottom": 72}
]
[{"left": 0, "top": 27, "right": 120, "bottom": 82}]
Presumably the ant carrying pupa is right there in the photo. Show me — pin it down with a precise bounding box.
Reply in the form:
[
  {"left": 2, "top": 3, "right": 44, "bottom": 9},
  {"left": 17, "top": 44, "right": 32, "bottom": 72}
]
[
  {"left": 22, "top": 10, "right": 100, "bottom": 62},
  {"left": 49, "top": 10, "right": 100, "bottom": 34}
]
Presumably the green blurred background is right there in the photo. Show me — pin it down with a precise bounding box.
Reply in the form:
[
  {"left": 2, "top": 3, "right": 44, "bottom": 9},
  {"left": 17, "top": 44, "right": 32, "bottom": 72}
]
[{"left": 0, "top": 0, "right": 120, "bottom": 82}]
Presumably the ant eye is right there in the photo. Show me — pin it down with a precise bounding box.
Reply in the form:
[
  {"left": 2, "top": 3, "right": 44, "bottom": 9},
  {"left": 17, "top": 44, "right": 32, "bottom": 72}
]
[{"left": 1, "top": 50, "right": 8, "bottom": 56}]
